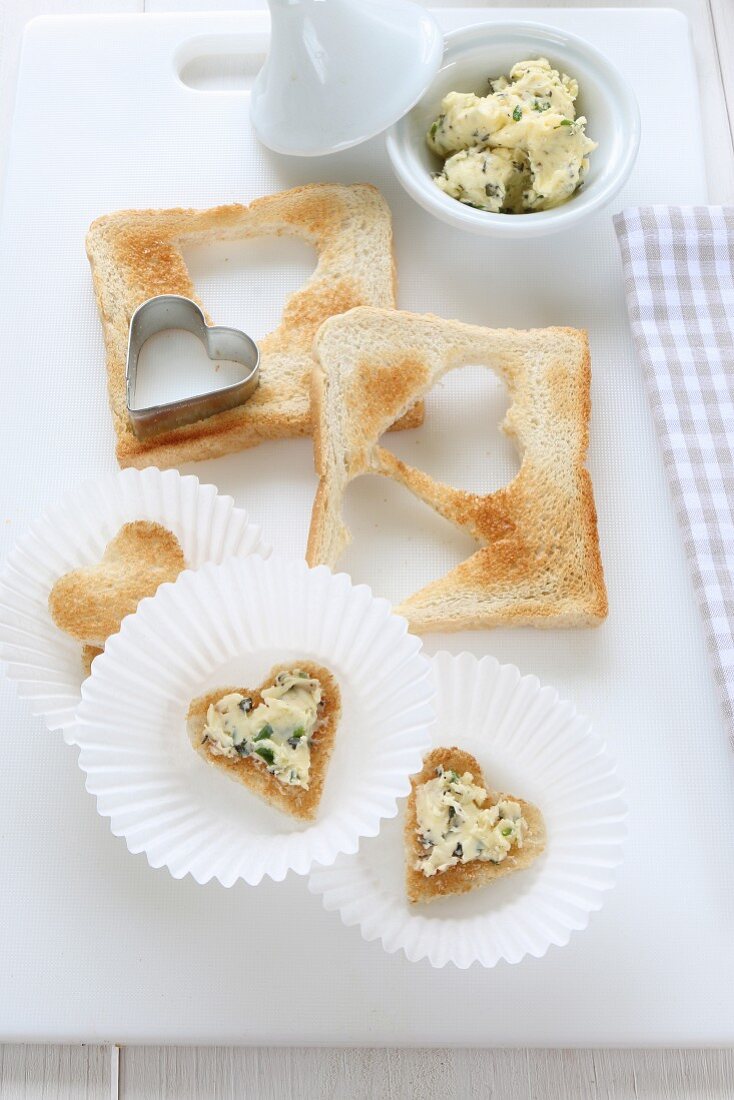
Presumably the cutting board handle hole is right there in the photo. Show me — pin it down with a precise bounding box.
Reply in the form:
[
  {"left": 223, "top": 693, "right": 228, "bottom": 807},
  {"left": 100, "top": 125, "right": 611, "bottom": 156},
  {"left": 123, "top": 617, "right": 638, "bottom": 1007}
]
[
  {"left": 176, "top": 36, "right": 266, "bottom": 91},
  {"left": 179, "top": 54, "right": 265, "bottom": 91}
]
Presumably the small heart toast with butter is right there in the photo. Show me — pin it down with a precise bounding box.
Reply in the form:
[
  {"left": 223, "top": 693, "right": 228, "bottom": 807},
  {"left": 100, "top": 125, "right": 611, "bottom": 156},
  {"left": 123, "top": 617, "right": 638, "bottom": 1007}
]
[
  {"left": 406, "top": 747, "right": 545, "bottom": 904},
  {"left": 187, "top": 663, "right": 341, "bottom": 822},
  {"left": 48, "top": 521, "right": 186, "bottom": 648}
]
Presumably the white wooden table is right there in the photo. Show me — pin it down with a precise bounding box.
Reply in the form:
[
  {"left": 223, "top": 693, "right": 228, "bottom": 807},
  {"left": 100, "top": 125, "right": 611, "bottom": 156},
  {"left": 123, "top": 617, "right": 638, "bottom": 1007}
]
[{"left": 1, "top": 0, "right": 732, "bottom": 1095}]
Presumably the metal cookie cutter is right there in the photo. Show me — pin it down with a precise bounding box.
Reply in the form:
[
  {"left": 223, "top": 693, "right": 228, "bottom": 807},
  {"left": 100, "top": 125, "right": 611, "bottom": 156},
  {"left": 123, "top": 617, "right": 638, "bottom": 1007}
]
[{"left": 126, "top": 295, "right": 260, "bottom": 441}]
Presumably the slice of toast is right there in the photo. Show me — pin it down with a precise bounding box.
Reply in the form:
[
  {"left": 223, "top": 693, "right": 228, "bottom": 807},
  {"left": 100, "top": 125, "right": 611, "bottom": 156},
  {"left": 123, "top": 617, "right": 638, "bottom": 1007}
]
[
  {"left": 306, "top": 307, "right": 608, "bottom": 633},
  {"left": 48, "top": 521, "right": 185, "bottom": 647},
  {"left": 405, "top": 747, "right": 546, "bottom": 904},
  {"left": 187, "top": 662, "right": 341, "bottom": 822},
  {"left": 86, "top": 184, "right": 421, "bottom": 469}
]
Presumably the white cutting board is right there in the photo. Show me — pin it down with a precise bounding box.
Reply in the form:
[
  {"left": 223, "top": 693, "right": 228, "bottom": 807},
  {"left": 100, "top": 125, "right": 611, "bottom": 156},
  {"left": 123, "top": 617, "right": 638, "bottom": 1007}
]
[{"left": 1, "top": 8, "right": 733, "bottom": 1046}]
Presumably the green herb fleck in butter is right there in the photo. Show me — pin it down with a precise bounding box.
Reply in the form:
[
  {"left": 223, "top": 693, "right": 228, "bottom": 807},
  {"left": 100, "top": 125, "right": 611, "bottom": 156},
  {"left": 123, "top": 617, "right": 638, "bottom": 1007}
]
[
  {"left": 427, "top": 57, "right": 596, "bottom": 214},
  {"left": 203, "top": 669, "right": 322, "bottom": 789},
  {"left": 415, "top": 766, "right": 527, "bottom": 877}
]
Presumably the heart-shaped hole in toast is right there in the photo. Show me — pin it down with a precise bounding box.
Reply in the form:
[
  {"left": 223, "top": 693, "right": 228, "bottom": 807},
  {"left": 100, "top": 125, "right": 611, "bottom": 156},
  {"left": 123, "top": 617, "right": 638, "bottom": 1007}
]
[
  {"left": 382, "top": 363, "right": 519, "bottom": 496},
  {"left": 132, "top": 238, "right": 317, "bottom": 413},
  {"left": 340, "top": 363, "right": 520, "bottom": 605},
  {"left": 181, "top": 235, "right": 317, "bottom": 342},
  {"left": 187, "top": 662, "right": 341, "bottom": 822}
]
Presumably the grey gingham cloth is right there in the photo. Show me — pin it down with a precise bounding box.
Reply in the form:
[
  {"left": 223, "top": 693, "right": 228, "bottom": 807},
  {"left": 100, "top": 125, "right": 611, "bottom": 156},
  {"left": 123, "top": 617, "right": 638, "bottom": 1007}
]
[{"left": 615, "top": 206, "right": 734, "bottom": 745}]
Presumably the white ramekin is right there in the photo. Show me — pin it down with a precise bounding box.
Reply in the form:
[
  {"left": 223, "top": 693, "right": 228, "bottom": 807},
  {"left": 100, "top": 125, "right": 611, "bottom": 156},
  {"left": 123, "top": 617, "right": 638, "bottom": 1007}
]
[{"left": 386, "top": 21, "right": 640, "bottom": 238}]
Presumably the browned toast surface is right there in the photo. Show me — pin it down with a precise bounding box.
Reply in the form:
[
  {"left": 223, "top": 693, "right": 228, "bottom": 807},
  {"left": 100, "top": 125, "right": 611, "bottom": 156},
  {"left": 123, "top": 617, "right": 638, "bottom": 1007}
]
[
  {"left": 48, "top": 521, "right": 185, "bottom": 647},
  {"left": 307, "top": 307, "right": 607, "bottom": 633},
  {"left": 86, "top": 185, "right": 421, "bottom": 468}
]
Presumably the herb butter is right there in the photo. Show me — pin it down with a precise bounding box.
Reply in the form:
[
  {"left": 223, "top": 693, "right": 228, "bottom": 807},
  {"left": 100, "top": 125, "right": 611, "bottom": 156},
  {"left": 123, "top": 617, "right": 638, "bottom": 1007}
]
[
  {"left": 415, "top": 766, "right": 527, "bottom": 877},
  {"left": 203, "top": 669, "right": 322, "bottom": 789},
  {"left": 427, "top": 57, "right": 596, "bottom": 214}
]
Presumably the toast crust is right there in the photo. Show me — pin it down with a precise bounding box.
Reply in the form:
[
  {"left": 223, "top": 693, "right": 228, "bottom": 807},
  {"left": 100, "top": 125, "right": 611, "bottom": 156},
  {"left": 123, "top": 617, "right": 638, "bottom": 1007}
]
[
  {"left": 187, "top": 662, "right": 341, "bottom": 822},
  {"left": 306, "top": 307, "right": 608, "bottom": 633},
  {"left": 86, "top": 185, "right": 421, "bottom": 469},
  {"left": 48, "top": 521, "right": 185, "bottom": 648},
  {"left": 405, "top": 747, "right": 546, "bottom": 905}
]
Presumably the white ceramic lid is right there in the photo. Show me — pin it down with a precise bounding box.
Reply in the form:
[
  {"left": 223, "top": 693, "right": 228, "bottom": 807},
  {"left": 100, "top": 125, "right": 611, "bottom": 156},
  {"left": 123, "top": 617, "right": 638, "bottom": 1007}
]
[{"left": 250, "top": 0, "right": 444, "bottom": 157}]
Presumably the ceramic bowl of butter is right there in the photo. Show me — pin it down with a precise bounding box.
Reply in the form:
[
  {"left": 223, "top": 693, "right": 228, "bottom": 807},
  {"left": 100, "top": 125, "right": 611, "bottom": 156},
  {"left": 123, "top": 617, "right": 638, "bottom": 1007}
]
[{"left": 386, "top": 21, "right": 640, "bottom": 238}]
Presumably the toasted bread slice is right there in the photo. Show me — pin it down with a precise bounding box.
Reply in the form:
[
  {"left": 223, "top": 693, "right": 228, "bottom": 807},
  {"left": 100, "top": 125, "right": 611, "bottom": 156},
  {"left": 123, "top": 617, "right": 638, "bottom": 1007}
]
[
  {"left": 405, "top": 747, "right": 546, "bottom": 905},
  {"left": 307, "top": 307, "right": 607, "bottom": 632},
  {"left": 86, "top": 184, "right": 421, "bottom": 469},
  {"left": 48, "top": 521, "right": 185, "bottom": 647},
  {"left": 187, "top": 662, "right": 341, "bottom": 822}
]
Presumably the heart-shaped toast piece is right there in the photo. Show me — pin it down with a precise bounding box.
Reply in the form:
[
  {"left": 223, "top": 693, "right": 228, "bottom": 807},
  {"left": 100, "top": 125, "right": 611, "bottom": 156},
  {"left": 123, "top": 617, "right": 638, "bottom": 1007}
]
[
  {"left": 187, "top": 662, "right": 341, "bottom": 822},
  {"left": 48, "top": 521, "right": 186, "bottom": 647},
  {"left": 405, "top": 747, "right": 546, "bottom": 904}
]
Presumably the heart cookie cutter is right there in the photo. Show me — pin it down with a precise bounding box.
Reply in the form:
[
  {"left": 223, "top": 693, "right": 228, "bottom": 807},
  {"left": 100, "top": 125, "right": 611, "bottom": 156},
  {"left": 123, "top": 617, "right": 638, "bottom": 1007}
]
[{"left": 126, "top": 295, "right": 260, "bottom": 441}]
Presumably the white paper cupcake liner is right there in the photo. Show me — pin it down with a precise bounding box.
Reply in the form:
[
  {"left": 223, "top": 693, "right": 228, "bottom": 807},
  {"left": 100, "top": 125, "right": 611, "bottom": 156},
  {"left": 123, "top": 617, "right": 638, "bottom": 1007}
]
[
  {"left": 71, "top": 556, "right": 435, "bottom": 886},
  {"left": 0, "top": 467, "right": 269, "bottom": 738},
  {"left": 309, "top": 651, "right": 627, "bottom": 969}
]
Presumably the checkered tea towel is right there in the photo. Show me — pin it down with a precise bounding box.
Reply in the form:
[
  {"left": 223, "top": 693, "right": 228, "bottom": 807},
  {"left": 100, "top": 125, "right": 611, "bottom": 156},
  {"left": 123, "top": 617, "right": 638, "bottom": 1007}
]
[{"left": 615, "top": 206, "right": 734, "bottom": 747}]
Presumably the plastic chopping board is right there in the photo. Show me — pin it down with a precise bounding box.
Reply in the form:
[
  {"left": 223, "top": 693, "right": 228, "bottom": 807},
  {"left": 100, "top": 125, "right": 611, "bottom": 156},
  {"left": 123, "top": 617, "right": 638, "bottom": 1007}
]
[{"left": 0, "top": 8, "right": 733, "bottom": 1045}]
